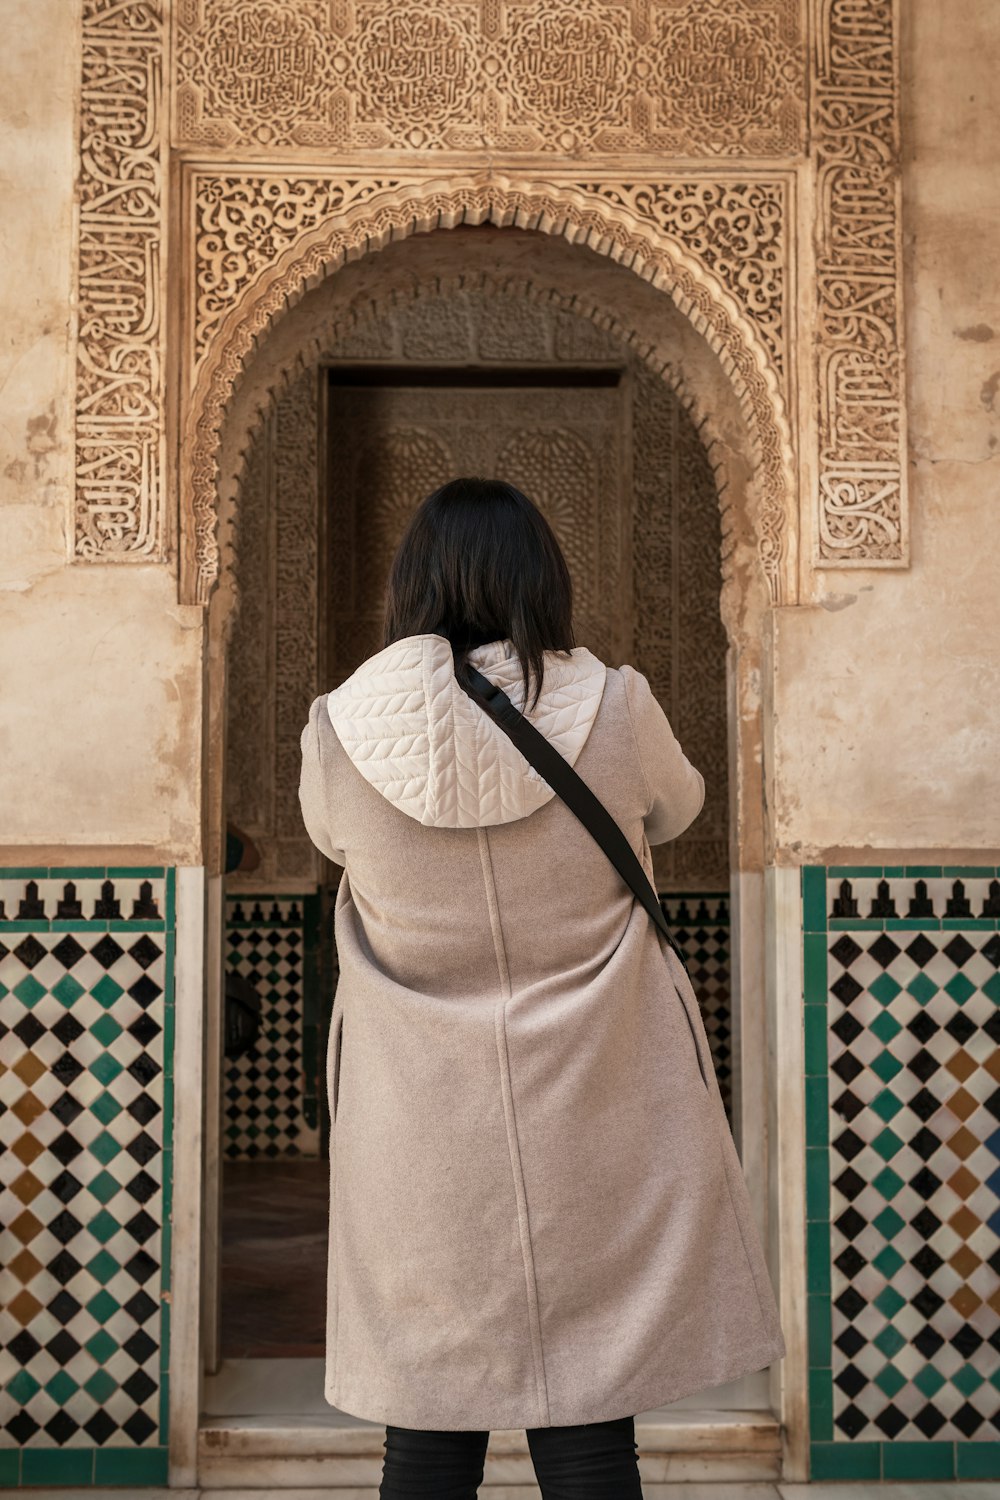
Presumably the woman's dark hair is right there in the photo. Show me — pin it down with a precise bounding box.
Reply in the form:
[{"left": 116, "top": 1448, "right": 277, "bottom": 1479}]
[{"left": 383, "top": 477, "right": 575, "bottom": 711}]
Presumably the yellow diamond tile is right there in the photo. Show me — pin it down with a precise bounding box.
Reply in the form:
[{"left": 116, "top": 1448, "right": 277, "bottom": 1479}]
[
  {"left": 946, "top": 1125, "right": 979, "bottom": 1161},
  {"left": 950, "top": 1284, "right": 983, "bottom": 1317},
  {"left": 11, "top": 1169, "right": 43, "bottom": 1205},
  {"left": 13, "top": 1053, "right": 45, "bottom": 1087},
  {"left": 948, "top": 1166, "right": 979, "bottom": 1201},
  {"left": 9, "top": 1248, "right": 42, "bottom": 1284},
  {"left": 7, "top": 1287, "right": 43, "bottom": 1325},
  {"left": 984, "top": 1051, "right": 1000, "bottom": 1082},
  {"left": 946, "top": 1050, "right": 977, "bottom": 1083},
  {"left": 9, "top": 1209, "right": 42, "bottom": 1245},
  {"left": 949, "top": 1244, "right": 982, "bottom": 1277},
  {"left": 10, "top": 1133, "right": 44, "bottom": 1165},
  {"left": 988, "top": 1287, "right": 1000, "bottom": 1316},
  {"left": 12, "top": 1091, "right": 44, "bottom": 1126},
  {"left": 946, "top": 1086, "right": 978, "bottom": 1121},
  {"left": 949, "top": 1205, "right": 980, "bottom": 1238}
]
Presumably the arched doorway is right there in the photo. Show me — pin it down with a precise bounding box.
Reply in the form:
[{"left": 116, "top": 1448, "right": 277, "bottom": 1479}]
[{"left": 194, "top": 217, "right": 790, "bottom": 1486}]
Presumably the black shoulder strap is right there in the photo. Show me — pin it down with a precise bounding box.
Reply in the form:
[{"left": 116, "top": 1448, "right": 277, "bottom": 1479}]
[{"left": 462, "top": 664, "right": 683, "bottom": 959}]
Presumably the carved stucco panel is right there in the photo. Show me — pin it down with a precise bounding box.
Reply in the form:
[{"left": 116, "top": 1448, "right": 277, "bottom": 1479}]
[{"left": 173, "top": 0, "right": 807, "bottom": 157}]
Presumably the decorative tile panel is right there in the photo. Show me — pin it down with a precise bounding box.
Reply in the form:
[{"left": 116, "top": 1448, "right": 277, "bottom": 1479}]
[
  {"left": 662, "top": 893, "right": 731, "bottom": 1121},
  {"left": 804, "top": 865, "right": 1000, "bottom": 1483},
  {"left": 224, "top": 896, "right": 319, "bottom": 1160},
  {"left": 0, "top": 870, "right": 174, "bottom": 1490}
]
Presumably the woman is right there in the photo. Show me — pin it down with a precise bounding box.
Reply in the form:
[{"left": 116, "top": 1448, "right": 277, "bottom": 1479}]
[{"left": 298, "top": 478, "right": 784, "bottom": 1499}]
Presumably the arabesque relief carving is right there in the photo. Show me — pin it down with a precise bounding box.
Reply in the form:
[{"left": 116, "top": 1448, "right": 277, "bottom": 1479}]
[
  {"left": 71, "top": 0, "right": 907, "bottom": 579},
  {"left": 174, "top": 0, "right": 805, "bottom": 157}
]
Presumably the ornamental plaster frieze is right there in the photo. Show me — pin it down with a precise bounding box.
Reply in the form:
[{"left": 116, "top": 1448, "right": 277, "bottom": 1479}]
[{"left": 70, "top": 0, "right": 908, "bottom": 586}]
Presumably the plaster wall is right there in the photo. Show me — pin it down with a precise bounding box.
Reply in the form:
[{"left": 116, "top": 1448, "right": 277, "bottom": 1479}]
[
  {"left": 0, "top": 0, "right": 203, "bottom": 862},
  {"left": 0, "top": 0, "right": 996, "bottom": 866}
]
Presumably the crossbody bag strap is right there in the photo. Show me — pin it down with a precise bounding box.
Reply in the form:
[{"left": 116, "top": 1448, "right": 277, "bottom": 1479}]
[{"left": 462, "top": 664, "right": 683, "bottom": 960}]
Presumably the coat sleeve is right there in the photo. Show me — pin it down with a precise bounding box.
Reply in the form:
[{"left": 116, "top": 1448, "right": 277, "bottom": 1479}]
[
  {"left": 620, "top": 665, "right": 706, "bottom": 846},
  {"left": 298, "top": 694, "right": 346, "bottom": 866}
]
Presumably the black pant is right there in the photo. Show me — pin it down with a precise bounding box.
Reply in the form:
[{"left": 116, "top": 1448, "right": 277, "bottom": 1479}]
[{"left": 379, "top": 1414, "right": 643, "bottom": 1499}]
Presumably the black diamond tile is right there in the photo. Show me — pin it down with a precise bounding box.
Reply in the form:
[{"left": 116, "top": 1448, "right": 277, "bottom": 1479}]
[
  {"left": 52, "top": 1051, "right": 85, "bottom": 1087},
  {"left": 833, "top": 1166, "right": 865, "bottom": 1201},
  {"left": 123, "top": 1289, "right": 158, "bottom": 1324},
  {"left": 48, "top": 1290, "right": 81, "bottom": 1325},
  {"left": 911, "top": 1285, "right": 945, "bottom": 1318},
  {"left": 45, "top": 1329, "right": 81, "bottom": 1365},
  {"left": 909, "top": 1166, "right": 942, "bottom": 1200},
  {"left": 44, "top": 1409, "right": 79, "bottom": 1444},
  {"left": 829, "top": 934, "right": 863, "bottom": 968},
  {"left": 13, "top": 933, "right": 47, "bottom": 969},
  {"left": 51, "top": 933, "right": 87, "bottom": 970},
  {"left": 84, "top": 1409, "right": 118, "bottom": 1446},
  {"left": 127, "top": 1093, "right": 161, "bottom": 1126},
  {"left": 833, "top": 1088, "right": 864, "bottom": 1122},
  {"left": 831, "top": 972, "right": 864, "bottom": 1005},
  {"left": 874, "top": 1402, "right": 907, "bottom": 1438},
  {"left": 835, "top": 1363, "right": 867, "bottom": 1399},
  {"left": 907, "top": 1012, "right": 940, "bottom": 1044},
  {"left": 124, "top": 1249, "right": 158, "bottom": 1284},
  {"left": 834, "top": 1206, "right": 867, "bottom": 1242},
  {"left": 911, "top": 1126, "right": 942, "bottom": 1162},
  {"left": 50, "top": 1170, "right": 83, "bottom": 1205},
  {"left": 121, "top": 1368, "right": 157, "bottom": 1405},
  {"left": 910, "top": 1087, "right": 940, "bottom": 1123},
  {"left": 122, "top": 1409, "right": 157, "bottom": 1445},
  {"left": 831, "top": 1051, "right": 864, "bottom": 1085},
  {"left": 128, "top": 1013, "right": 161, "bottom": 1047},
  {"left": 46, "top": 1249, "right": 81, "bottom": 1285},
  {"left": 50, "top": 1131, "right": 84, "bottom": 1166},
  {"left": 832, "top": 1128, "right": 865, "bottom": 1163},
  {"left": 126, "top": 1131, "right": 159, "bottom": 1166},
  {"left": 122, "top": 1328, "right": 157, "bottom": 1364},
  {"left": 984, "top": 1011, "right": 1000, "bottom": 1045},
  {"left": 124, "top": 1209, "right": 158, "bottom": 1245},
  {"left": 912, "top": 1207, "right": 942, "bottom": 1241},
  {"left": 51, "top": 1092, "right": 84, "bottom": 1127},
  {"left": 834, "top": 1403, "right": 868, "bottom": 1439},
  {"left": 834, "top": 1325, "right": 865, "bottom": 1359},
  {"left": 906, "top": 933, "right": 938, "bottom": 968},
  {"left": 8, "top": 1329, "right": 41, "bottom": 1364},
  {"left": 127, "top": 1052, "right": 161, "bottom": 1087},
  {"left": 12, "top": 1013, "right": 46, "bottom": 1047},
  {"left": 913, "top": 1402, "right": 947, "bottom": 1437},
  {"left": 129, "top": 973, "right": 162, "bottom": 1008},
  {"left": 90, "top": 933, "right": 125, "bottom": 969},
  {"left": 834, "top": 1286, "right": 866, "bottom": 1321},
  {"left": 52, "top": 1012, "right": 85, "bottom": 1046},
  {"left": 982, "top": 932, "right": 1000, "bottom": 968},
  {"left": 908, "top": 1049, "right": 941, "bottom": 1083},
  {"left": 6, "top": 1410, "right": 40, "bottom": 1444},
  {"left": 48, "top": 1209, "right": 82, "bottom": 1245},
  {"left": 986, "top": 1086, "right": 1000, "bottom": 1122},
  {"left": 943, "top": 933, "right": 976, "bottom": 968},
  {"left": 128, "top": 934, "right": 163, "bottom": 970},
  {"left": 125, "top": 1169, "right": 159, "bottom": 1205},
  {"left": 868, "top": 932, "right": 902, "bottom": 968},
  {"left": 945, "top": 1011, "right": 977, "bottom": 1045},
  {"left": 952, "top": 1323, "right": 983, "bottom": 1357},
  {"left": 834, "top": 1245, "right": 866, "bottom": 1280},
  {"left": 952, "top": 1401, "right": 985, "bottom": 1437},
  {"left": 831, "top": 1012, "right": 864, "bottom": 1046}
]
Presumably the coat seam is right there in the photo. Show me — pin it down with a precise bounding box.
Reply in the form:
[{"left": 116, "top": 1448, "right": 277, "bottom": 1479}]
[{"left": 477, "top": 828, "right": 550, "bottom": 1427}]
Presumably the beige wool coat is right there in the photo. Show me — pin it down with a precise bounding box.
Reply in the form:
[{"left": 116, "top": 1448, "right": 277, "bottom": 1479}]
[{"left": 298, "top": 634, "right": 784, "bottom": 1431}]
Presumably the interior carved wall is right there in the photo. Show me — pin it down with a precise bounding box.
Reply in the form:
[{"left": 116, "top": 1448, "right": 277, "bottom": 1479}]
[
  {"left": 72, "top": 0, "right": 907, "bottom": 594},
  {"left": 226, "top": 277, "right": 729, "bottom": 891}
]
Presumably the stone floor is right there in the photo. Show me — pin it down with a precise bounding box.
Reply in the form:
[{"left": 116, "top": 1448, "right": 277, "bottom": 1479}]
[
  {"left": 221, "top": 1159, "right": 328, "bottom": 1357},
  {"left": 14, "top": 1485, "right": 998, "bottom": 1498}
]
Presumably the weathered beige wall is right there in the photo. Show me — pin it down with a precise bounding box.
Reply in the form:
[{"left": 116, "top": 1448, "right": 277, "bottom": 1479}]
[
  {"left": 0, "top": 0, "right": 203, "bottom": 862},
  {"left": 770, "top": 0, "right": 1000, "bottom": 860},
  {"left": 1, "top": 0, "right": 996, "bottom": 864}
]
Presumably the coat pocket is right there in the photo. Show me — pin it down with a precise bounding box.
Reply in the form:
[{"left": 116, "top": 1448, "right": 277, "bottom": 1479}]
[{"left": 329, "top": 1007, "right": 345, "bottom": 1123}]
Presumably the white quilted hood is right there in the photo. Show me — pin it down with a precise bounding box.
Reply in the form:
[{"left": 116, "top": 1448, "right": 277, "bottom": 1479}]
[{"left": 325, "top": 633, "right": 607, "bottom": 829}]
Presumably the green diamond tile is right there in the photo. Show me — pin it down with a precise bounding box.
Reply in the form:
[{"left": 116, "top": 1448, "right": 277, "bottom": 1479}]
[
  {"left": 873, "top": 1126, "right": 904, "bottom": 1161},
  {"left": 87, "top": 1169, "right": 121, "bottom": 1205},
  {"left": 952, "top": 1363, "right": 986, "bottom": 1396},
  {"left": 871, "top": 1049, "right": 904, "bottom": 1083},
  {"left": 91, "top": 973, "right": 124, "bottom": 1008},
  {"left": 873, "top": 1205, "right": 905, "bottom": 1240},
  {"left": 89, "top": 1131, "right": 122, "bottom": 1164},
  {"left": 89, "top": 1013, "right": 123, "bottom": 1046},
  {"left": 874, "top": 1284, "right": 906, "bottom": 1319},
  {"left": 83, "top": 1368, "right": 117, "bottom": 1403},
  {"left": 872, "top": 1164, "right": 905, "bottom": 1200},
  {"left": 870, "top": 1010, "right": 903, "bottom": 1044},
  {"left": 872, "top": 1244, "right": 905, "bottom": 1278},
  {"left": 86, "top": 1289, "right": 119, "bottom": 1323},
  {"left": 944, "top": 972, "right": 977, "bottom": 1004},
  {"left": 907, "top": 973, "right": 938, "bottom": 1004},
  {"left": 86, "top": 1249, "right": 119, "bottom": 1285},
  {"left": 983, "top": 972, "right": 1000, "bottom": 1003},
  {"left": 88, "top": 1207, "right": 120, "bottom": 1244},
  {"left": 870, "top": 1088, "right": 903, "bottom": 1122},
  {"left": 915, "top": 1364, "right": 947, "bottom": 1398},
  {"left": 44, "top": 1370, "right": 79, "bottom": 1405},
  {"left": 90, "top": 1052, "right": 123, "bottom": 1085},
  {"left": 869, "top": 971, "right": 903, "bottom": 1005},
  {"left": 5, "top": 1369, "right": 40, "bottom": 1404},
  {"left": 51, "top": 973, "right": 85, "bottom": 1007},
  {"left": 874, "top": 1323, "right": 906, "bottom": 1358},
  {"left": 874, "top": 1360, "right": 907, "bottom": 1398},
  {"left": 13, "top": 973, "right": 46, "bottom": 1007},
  {"left": 85, "top": 1328, "right": 118, "bottom": 1363},
  {"left": 90, "top": 1090, "right": 122, "bottom": 1124}
]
